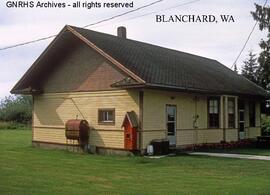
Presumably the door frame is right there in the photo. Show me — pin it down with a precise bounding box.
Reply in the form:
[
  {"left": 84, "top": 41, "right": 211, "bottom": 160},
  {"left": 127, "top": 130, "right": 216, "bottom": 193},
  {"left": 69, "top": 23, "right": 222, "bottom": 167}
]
[
  {"left": 166, "top": 104, "right": 177, "bottom": 146},
  {"left": 238, "top": 99, "right": 245, "bottom": 140},
  {"left": 238, "top": 109, "right": 245, "bottom": 140}
]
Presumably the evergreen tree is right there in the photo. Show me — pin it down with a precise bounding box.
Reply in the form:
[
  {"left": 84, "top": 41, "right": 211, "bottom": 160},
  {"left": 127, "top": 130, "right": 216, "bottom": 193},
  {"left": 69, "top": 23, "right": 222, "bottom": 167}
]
[
  {"left": 233, "top": 64, "right": 238, "bottom": 73},
  {"left": 251, "top": 3, "right": 270, "bottom": 89},
  {"left": 241, "top": 51, "right": 258, "bottom": 84}
]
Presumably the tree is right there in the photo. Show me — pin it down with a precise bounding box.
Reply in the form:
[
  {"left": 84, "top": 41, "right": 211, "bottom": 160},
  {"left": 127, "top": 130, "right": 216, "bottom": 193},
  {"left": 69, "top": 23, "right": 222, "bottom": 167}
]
[
  {"left": 241, "top": 51, "right": 258, "bottom": 84},
  {"left": 0, "top": 95, "right": 32, "bottom": 123},
  {"left": 251, "top": 3, "right": 270, "bottom": 89},
  {"left": 233, "top": 64, "right": 238, "bottom": 74}
]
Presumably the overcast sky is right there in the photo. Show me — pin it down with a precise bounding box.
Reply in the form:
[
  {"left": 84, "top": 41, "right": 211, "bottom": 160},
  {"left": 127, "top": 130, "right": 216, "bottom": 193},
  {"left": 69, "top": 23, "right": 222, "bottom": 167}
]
[{"left": 0, "top": 0, "right": 268, "bottom": 98}]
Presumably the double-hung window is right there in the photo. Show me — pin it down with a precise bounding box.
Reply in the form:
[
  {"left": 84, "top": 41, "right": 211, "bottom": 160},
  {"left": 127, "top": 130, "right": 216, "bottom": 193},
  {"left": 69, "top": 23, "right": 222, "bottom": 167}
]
[
  {"left": 228, "top": 98, "right": 235, "bottom": 128},
  {"left": 98, "top": 109, "right": 115, "bottom": 125},
  {"left": 208, "top": 97, "right": 220, "bottom": 128},
  {"left": 249, "top": 101, "right": 256, "bottom": 127}
]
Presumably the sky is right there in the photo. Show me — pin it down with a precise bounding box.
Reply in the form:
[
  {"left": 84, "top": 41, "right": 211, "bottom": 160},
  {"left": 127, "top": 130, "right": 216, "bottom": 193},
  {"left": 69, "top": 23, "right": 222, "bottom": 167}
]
[{"left": 0, "top": 0, "right": 268, "bottom": 98}]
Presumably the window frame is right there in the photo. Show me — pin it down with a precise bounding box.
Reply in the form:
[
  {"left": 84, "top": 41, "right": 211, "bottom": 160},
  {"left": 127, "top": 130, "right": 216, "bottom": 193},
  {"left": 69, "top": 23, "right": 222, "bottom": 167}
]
[
  {"left": 249, "top": 101, "right": 256, "bottom": 127},
  {"left": 208, "top": 97, "right": 220, "bottom": 129},
  {"left": 98, "top": 108, "right": 115, "bottom": 125},
  {"left": 166, "top": 104, "right": 177, "bottom": 136},
  {"left": 228, "top": 97, "right": 235, "bottom": 128}
]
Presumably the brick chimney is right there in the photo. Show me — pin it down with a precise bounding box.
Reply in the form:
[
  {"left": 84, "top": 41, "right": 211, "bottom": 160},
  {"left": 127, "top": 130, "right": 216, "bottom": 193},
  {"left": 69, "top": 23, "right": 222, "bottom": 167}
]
[{"left": 117, "top": 26, "right": 126, "bottom": 39}]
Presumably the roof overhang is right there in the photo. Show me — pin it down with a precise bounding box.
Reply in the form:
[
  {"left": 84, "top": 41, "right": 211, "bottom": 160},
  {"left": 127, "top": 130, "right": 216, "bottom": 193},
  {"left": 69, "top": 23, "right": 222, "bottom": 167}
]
[
  {"left": 11, "top": 26, "right": 75, "bottom": 94},
  {"left": 112, "top": 82, "right": 270, "bottom": 99},
  {"left": 144, "top": 83, "right": 270, "bottom": 99},
  {"left": 11, "top": 24, "right": 269, "bottom": 99},
  {"left": 11, "top": 25, "right": 145, "bottom": 95}
]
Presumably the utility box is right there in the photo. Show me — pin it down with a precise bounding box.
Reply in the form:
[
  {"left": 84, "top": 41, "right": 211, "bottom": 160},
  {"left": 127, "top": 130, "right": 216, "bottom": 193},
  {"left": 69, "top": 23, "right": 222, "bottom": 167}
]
[{"left": 151, "top": 139, "right": 169, "bottom": 155}]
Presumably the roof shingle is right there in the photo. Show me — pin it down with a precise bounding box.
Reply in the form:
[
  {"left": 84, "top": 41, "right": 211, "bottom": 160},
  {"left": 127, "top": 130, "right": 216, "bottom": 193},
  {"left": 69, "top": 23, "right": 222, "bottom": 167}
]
[{"left": 71, "top": 26, "right": 268, "bottom": 97}]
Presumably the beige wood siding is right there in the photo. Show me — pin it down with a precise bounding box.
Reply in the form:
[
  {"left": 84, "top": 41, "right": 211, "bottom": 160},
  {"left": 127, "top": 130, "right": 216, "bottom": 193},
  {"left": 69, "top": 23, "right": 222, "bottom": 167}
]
[
  {"left": 177, "top": 130, "right": 195, "bottom": 145},
  {"left": 246, "top": 101, "right": 261, "bottom": 139},
  {"left": 246, "top": 127, "right": 261, "bottom": 139},
  {"left": 33, "top": 90, "right": 139, "bottom": 148},
  {"left": 90, "top": 130, "right": 124, "bottom": 148},
  {"left": 225, "top": 129, "right": 238, "bottom": 142},
  {"left": 143, "top": 90, "right": 208, "bottom": 131},
  {"left": 141, "top": 90, "right": 260, "bottom": 148},
  {"left": 33, "top": 87, "right": 262, "bottom": 149},
  {"left": 41, "top": 42, "right": 127, "bottom": 93},
  {"left": 196, "top": 129, "right": 223, "bottom": 143},
  {"left": 34, "top": 127, "right": 68, "bottom": 144},
  {"left": 243, "top": 100, "right": 261, "bottom": 139},
  {"left": 142, "top": 89, "right": 224, "bottom": 148},
  {"left": 142, "top": 131, "right": 166, "bottom": 148},
  {"left": 177, "top": 129, "right": 223, "bottom": 145},
  {"left": 244, "top": 100, "right": 250, "bottom": 127}
]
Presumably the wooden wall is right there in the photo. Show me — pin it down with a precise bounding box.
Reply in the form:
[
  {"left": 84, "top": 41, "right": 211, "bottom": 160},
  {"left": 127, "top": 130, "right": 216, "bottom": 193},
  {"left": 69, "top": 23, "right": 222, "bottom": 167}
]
[
  {"left": 33, "top": 88, "right": 262, "bottom": 150},
  {"left": 33, "top": 90, "right": 139, "bottom": 149},
  {"left": 141, "top": 89, "right": 261, "bottom": 148},
  {"left": 142, "top": 89, "right": 215, "bottom": 148},
  {"left": 244, "top": 100, "right": 261, "bottom": 139},
  {"left": 41, "top": 40, "right": 127, "bottom": 93}
]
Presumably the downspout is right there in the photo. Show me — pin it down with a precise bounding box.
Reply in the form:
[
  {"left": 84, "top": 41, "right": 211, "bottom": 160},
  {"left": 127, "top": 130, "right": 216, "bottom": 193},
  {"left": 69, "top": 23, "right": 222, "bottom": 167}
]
[
  {"left": 139, "top": 90, "right": 144, "bottom": 153},
  {"left": 223, "top": 96, "right": 227, "bottom": 142},
  {"left": 193, "top": 96, "right": 199, "bottom": 129},
  {"left": 32, "top": 95, "right": 35, "bottom": 142},
  {"left": 193, "top": 96, "right": 199, "bottom": 144}
]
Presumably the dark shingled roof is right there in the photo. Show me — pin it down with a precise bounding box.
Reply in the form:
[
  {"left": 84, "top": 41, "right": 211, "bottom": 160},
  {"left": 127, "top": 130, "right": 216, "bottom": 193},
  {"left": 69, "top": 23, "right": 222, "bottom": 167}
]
[
  {"left": 71, "top": 26, "right": 268, "bottom": 97},
  {"left": 11, "top": 25, "right": 268, "bottom": 97}
]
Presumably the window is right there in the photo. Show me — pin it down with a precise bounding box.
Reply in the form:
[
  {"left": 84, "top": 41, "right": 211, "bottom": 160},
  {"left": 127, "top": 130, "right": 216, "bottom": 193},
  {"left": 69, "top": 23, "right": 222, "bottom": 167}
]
[
  {"left": 208, "top": 97, "right": 220, "bottom": 128},
  {"left": 228, "top": 98, "right": 235, "bottom": 128},
  {"left": 98, "top": 109, "right": 115, "bottom": 124},
  {"left": 249, "top": 101, "right": 256, "bottom": 127},
  {"left": 238, "top": 99, "right": 245, "bottom": 110},
  {"left": 166, "top": 105, "right": 176, "bottom": 136},
  {"left": 238, "top": 99, "right": 245, "bottom": 134}
]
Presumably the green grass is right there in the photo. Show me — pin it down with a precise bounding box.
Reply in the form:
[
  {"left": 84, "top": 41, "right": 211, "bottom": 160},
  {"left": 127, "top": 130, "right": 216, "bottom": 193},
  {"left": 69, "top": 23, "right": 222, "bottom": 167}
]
[
  {"left": 1, "top": 130, "right": 270, "bottom": 195},
  {"left": 212, "top": 148, "right": 270, "bottom": 156}
]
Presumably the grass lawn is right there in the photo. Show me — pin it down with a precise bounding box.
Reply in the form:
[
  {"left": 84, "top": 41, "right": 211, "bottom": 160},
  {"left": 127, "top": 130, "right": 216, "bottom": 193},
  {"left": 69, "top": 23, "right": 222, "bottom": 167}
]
[
  {"left": 1, "top": 130, "right": 270, "bottom": 195},
  {"left": 211, "top": 148, "right": 270, "bottom": 156}
]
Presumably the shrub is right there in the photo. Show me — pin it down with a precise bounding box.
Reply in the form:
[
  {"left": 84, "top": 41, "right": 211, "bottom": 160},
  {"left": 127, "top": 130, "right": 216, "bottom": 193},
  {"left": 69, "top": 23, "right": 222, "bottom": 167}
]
[
  {"left": 191, "top": 140, "right": 254, "bottom": 151},
  {"left": 261, "top": 116, "right": 270, "bottom": 136},
  {"left": 0, "top": 121, "right": 30, "bottom": 130},
  {"left": 0, "top": 95, "right": 32, "bottom": 124}
]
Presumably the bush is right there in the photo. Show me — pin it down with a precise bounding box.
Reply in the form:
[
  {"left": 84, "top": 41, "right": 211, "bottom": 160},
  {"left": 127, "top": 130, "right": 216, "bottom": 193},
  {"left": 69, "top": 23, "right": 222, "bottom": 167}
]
[
  {"left": 0, "top": 121, "right": 30, "bottom": 130},
  {"left": 190, "top": 139, "right": 254, "bottom": 151},
  {"left": 0, "top": 95, "right": 32, "bottom": 124},
  {"left": 261, "top": 116, "right": 270, "bottom": 136}
]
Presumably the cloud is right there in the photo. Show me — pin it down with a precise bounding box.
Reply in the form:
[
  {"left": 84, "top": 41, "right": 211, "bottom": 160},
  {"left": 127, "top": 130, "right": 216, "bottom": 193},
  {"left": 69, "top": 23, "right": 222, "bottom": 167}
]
[
  {"left": 0, "top": 0, "right": 268, "bottom": 98},
  {"left": 0, "top": 81, "right": 16, "bottom": 97}
]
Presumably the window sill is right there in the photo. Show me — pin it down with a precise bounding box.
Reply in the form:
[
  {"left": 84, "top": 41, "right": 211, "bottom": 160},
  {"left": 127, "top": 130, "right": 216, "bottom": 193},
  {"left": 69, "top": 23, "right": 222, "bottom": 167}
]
[{"left": 98, "top": 122, "right": 115, "bottom": 126}]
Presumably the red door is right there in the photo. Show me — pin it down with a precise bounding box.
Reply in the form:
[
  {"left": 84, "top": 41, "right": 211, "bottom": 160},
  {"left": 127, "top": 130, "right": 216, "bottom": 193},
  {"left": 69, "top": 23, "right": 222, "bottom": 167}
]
[{"left": 124, "top": 122, "right": 137, "bottom": 150}]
